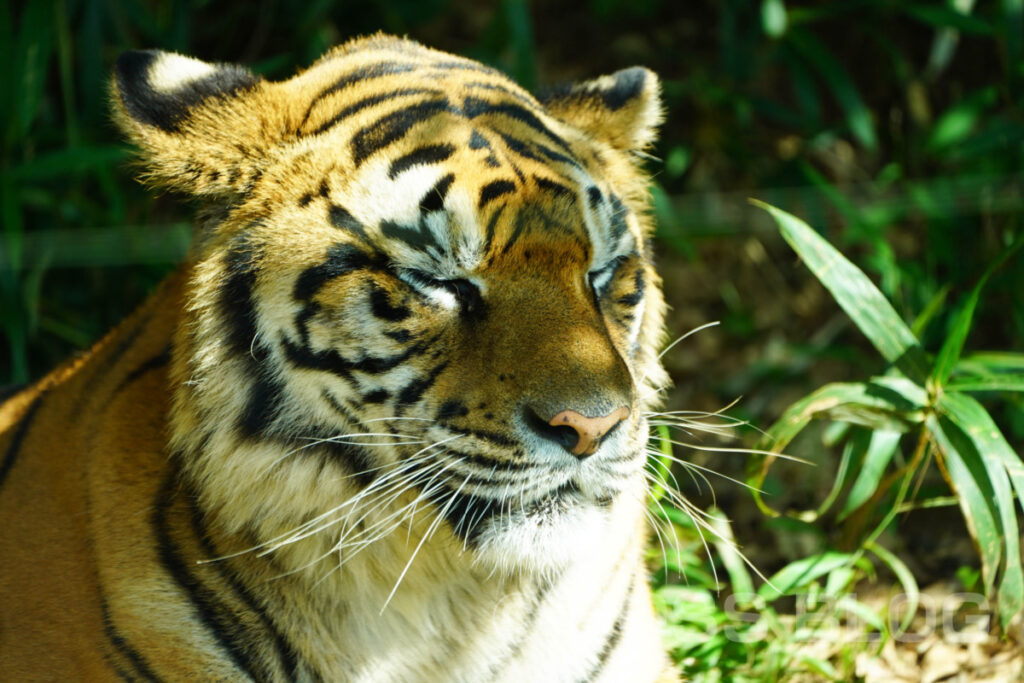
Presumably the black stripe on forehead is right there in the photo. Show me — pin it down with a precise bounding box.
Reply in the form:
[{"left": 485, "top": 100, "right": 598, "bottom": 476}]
[
  {"left": 351, "top": 98, "right": 454, "bottom": 166},
  {"left": 533, "top": 175, "right": 575, "bottom": 202},
  {"left": 307, "top": 87, "right": 442, "bottom": 137},
  {"left": 462, "top": 96, "right": 572, "bottom": 153},
  {"left": 388, "top": 143, "right": 457, "bottom": 179},
  {"left": 301, "top": 61, "right": 420, "bottom": 129},
  {"left": 499, "top": 203, "right": 580, "bottom": 255},
  {"left": 479, "top": 179, "right": 516, "bottom": 209}
]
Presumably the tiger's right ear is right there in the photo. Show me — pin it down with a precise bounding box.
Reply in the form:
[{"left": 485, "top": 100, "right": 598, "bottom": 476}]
[{"left": 112, "top": 50, "right": 276, "bottom": 198}]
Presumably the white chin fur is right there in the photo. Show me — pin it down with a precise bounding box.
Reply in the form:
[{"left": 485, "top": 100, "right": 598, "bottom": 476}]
[{"left": 470, "top": 501, "right": 610, "bottom": 575}]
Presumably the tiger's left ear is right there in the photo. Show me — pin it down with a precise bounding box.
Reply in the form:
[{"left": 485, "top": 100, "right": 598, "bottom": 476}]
[
  {"left": 539, "top": 67, "right": 662, "bottom": 153},
  {"left": 111, "top": 50, "right": 275, "bottom": 198}
]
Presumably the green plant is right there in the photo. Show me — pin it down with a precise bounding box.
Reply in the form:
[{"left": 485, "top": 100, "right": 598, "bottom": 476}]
[{"left": 748, "top": 201, "right": 1024, "bottom": 630}]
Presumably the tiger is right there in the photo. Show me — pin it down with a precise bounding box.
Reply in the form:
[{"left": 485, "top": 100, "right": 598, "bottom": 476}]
[{"left": 0, "top": 34, "right": 678, "bottom": 682}]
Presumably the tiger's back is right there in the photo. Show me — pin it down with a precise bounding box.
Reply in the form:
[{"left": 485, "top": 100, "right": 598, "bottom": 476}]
[{"left": 0, "top": 36, "right": 678, "bottom": 681}]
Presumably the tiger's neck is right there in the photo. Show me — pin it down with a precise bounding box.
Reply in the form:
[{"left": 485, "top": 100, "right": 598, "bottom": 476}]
[{"left": 162, "top": 448, "right": 646, "bottom": 682}]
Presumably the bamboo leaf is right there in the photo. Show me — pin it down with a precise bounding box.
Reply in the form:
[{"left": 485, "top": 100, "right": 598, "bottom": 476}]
[
  {"left": 927, "top": 413, "right": 1004, "bottom": 598},
  {"left": 758, "top": 552, "right": 860, "bottom": 602},
  {"left": 938, "top": 392, "right": 1024, "bottom": 628},
  {"left": 837, "top": 429, "right": 902, "bottom": 520},
  {"left": 867, "top": 542, "right": 920, "bottom": 634},
  {"left": 753, "top": 201, "right": 930, "bottom": 383}
]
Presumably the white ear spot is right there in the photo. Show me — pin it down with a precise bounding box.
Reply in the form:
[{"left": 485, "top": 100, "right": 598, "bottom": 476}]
[{"left": 148, "top": 53, "right": 218, "bottom": 93}]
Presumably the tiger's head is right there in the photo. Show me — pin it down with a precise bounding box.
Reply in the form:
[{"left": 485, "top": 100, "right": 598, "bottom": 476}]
[{"left": 113, "top": 36, "right": 667, "bottom": 576}]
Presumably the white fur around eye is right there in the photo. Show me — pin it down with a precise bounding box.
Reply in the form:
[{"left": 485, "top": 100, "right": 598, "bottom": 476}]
[{"left": 149, "top": 53, "right": 217, "bottom": 92}]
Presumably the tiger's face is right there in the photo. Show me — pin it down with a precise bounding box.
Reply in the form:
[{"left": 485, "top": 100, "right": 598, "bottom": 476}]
[{"left": 114, "top": 37, "right": 667, "bottom": 574}]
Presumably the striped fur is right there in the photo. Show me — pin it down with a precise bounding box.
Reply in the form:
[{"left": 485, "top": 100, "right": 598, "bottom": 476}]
[{"left": 0, "top": 35, "right": 677, "bottom": 681}]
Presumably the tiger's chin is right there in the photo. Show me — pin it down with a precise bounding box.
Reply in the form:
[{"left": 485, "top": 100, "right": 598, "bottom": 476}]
[{"left": 468, "top": 488, "right": 622, "bottom": 575}]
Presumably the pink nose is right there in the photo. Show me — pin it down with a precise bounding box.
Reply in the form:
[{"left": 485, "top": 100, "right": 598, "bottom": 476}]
[{"left": 547, "top": 407, "right": 630, "bottom": 457}]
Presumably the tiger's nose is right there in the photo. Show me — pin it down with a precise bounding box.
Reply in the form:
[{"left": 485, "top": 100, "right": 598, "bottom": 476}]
[{"left": 530, "top": 406, "right": 630, "bottom": 457}]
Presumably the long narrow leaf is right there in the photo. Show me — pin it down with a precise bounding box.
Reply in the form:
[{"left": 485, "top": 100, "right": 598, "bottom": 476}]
[
  {"left": 938, "top": 391, "right": 1024, "bottom": 628},
  {"left": 927, "top": 413, "right": 1005, "bottom": 599},
  {"left": 837, "top": 429, "right": 902, "bottom": 520},
  {"left": 753, "top": 201, "right": 930, "bottom": 383},
  {"left": 933, "top": 232, "right": 1024, "bottom": 386}
]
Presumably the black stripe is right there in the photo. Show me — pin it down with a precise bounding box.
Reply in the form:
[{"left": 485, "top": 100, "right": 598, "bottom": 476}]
[
  {"left": 483, "top": 205, "right": 505, "bottom": 255},
  {"left": 534, "top": 175, "right": 576, "bottom": 202},
  {"left": 300, "top": 62, "right": 420, "bottom": 130},
  {"left": 396, "top": 360, "right": 448, "bottom": 406},
  {"left": 587, "top": 186, "right": 603, "bottom": 209},
  {"left": 608, "top": 194, "right": 629, "bottom": 242},
  {"left": 577, "top": 575, "right": 635, "bottom": 683},
  {"left": 218, "top": 236, "right": 261, "bottom": 357},
  {"left": 293, "top": 243, "right": 379, "bottom": 302},
  {"left": 282, "top": 333, "right": 430, "bottom": 377},
  {"left": 484, "top": 578, "right": 556, "bottom": 681},
  {"left": 308, "top": 87, "right": 440, "bottom": 137},
  {"left": 0, "top": 390, "right": 46, "bottom": 490},
  {"left": 152, "top": 471, "right": 275, "bottom": 682},
  {"left": 368, "top": 284, "right": 411, "bottom": 322},
  {"left": 388, "top": 143, "right": 456, "bottom": 179},
  {"left": 423, "top": 486, "right": 502, "bottom": 541},
  {"left": 496, "top": 132, "right": 544, "bottom": 163},
  {"left": 111, "top": 349, "right": 171, "bottom": 397},
  {"left": 295, "top": 418, "right": 379, "bottom": 489},
  {"left": 380, "top": 219, "right": 443, "bottom": 253},
  {"left": 363, "top": 389, "right": 390, "bottom": 404},
  {"left": 463, "top": 81, "right": 540, "bottom": 108},
  {"left": 469, "top": 129, "right": 491, "bottom": 150},
  {"left": 615, "top": 268, "right": 645, "bottom": 307},
  {"left": 479, "top": 180, "right": 516, "bottom": 209},
  {"left": 351, "top": 98, "right": 453, "bottom": 166},
  {"left": 461, "top": 427, "right": 518, "bottom": 448},
  {"left": 238, "top": 372, "right": 286, "bottom": 438},
  {"left": 100, "top": 595, "right": 162, "bottom": 682},
  {"left": 462, "top": 96, "right": 571, "bottom": 152},
  {"left": 186, "top": 496, "right": 306, "bottom": 683},
  {"left": 436, "top": 400, "right": 469, "bottom": 420},
  {"left": 444, "top": 447, "right": 528, "bottom": 471},
  {"left": 328, "top": 205, "right": 369, "bottom": 242},
  {"left": 419, "top": 173, "right": 455, "bottom": 214}
]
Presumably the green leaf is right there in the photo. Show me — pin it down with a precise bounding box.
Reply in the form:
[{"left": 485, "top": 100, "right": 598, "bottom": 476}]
[
  {"left": 932, "top": 231, "right": 1023, "bottom": 387},
  {"left": 753, "top": 201, "right": 929, "bottom": 382},
  {"left": 837, "top": 429, "right": 902, "bottom": 520},
  {"left": 947, "top": 376, "right": 1024, "bottom": 393},
  {"left": 927, "top": 412, "right": 1004, "bottom": 599},
  {"left": 937, "top": 392, "right": 1024, "bottom": 628},
  {"left": 867, "top": 542, "right": 920, "bottom": 634},
  {"left": 708, "top": 508, "right": 755, "bottom": 600},
  {"left": 758, "top": 552, "right": 860, "bottom": 602}
]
